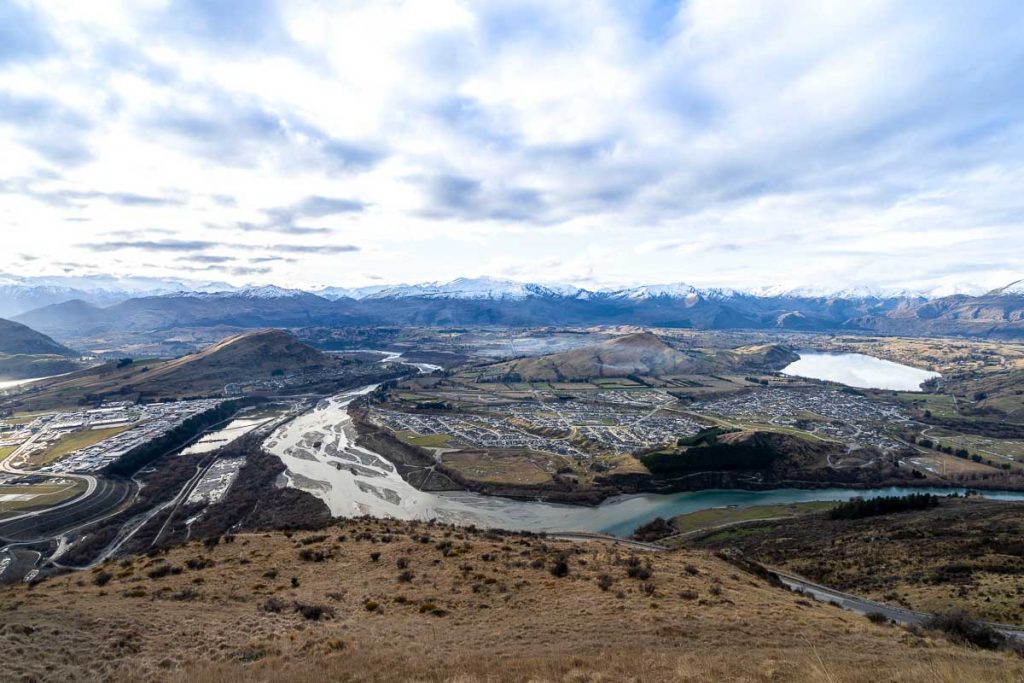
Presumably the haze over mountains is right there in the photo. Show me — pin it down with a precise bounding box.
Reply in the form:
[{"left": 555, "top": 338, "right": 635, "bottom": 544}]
[{"left": 0, "top": 318, "right": 81, "bottom": 381}]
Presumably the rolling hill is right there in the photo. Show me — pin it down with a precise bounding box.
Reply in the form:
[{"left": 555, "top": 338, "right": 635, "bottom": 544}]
[
  {"left": 1, "top": 516, "right": 1018, "bottom": 682},
  {"left": 1, "top": 329, "right": 333, "bottom": 407},
  {"left": 478, "top": 333, "right": 798, "bottom": 382},
  {"left": 480, "top": 332, "right": 713, "bottom": 381},
  {"left": 0, "top": 318, "right": 81, "bottom": 381},
  {"left": 0, "top": 318, "right": 76, "bottom": 357}
]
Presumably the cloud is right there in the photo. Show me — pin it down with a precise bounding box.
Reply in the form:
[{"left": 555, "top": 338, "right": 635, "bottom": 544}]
[
  {"left": 2, "top": 1, "right": 1024, "bottom": 290},
  {"left": 182, "top": 255, "right": 234, "bottom": 264},
  {"left": 416, "top": 173, "right": 548, "bottom": 223},
  {"left": 156, "top": 0, "right": 293, "bottom": 52},
  {"left": 83, "top": 239, "right": 217, "bottom": 253},
  {"left": 0, "top": 93, "right": 93, "bottom": 165},
  {"left": 0, "top": 0, "right": 59, "bottom": 65},
  {"left": 80, "top": 239, "right": 360, "bottom": 256},
  {"left": 144, "top": 92, "right": 385, "bottom": 173},
  {"left": 271, "top": 244, "right": 360, "bottom": 254},
  {"left": 233, "top": 195, "right": 367, "bottom": 234}
]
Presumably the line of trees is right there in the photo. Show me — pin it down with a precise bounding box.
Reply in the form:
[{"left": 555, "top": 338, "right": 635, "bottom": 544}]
[
  {"left": 828, "top": 493, "right": 943, "bottom": 520},
  {"left": 104, "top": 397, "right": 265, "bottom": 477}
]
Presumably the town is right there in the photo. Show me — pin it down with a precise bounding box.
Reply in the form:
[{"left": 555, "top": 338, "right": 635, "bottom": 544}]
[{"left": 1, "top": 399, "right": 224, "bottom": 475}]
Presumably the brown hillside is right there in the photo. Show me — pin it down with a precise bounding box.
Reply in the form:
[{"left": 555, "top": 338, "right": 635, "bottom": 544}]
[
  {"left": 1, "top": 518, "right": 1019, "bottom": 682},
  {"left": 4, "top": 329, "right": 331, "bottom": 407}
]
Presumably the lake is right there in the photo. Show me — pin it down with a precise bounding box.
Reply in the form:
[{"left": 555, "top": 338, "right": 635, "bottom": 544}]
[{"left": 781, "top": 351, "right": 940, "bottom": 391}]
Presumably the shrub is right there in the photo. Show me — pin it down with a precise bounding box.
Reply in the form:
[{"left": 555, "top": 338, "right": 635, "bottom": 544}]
[
  {"left": 290, "top": 577, "right": 300, "bottom": 588},
  {"left": 550, "top": 557, "right": 570, "bottom": 578},
  {"left": 185, "top": 557, "right": 213, "bottom": 570},
  {"left": 364, "top": 600, "right": 380, "bottom": 612},
  {"left": 299, "top": 535, "right": 328, "bottom": 546},
  {"left": 866, "top": 611, "right": 890, "bottom": 625},
  {"left": 396, "top": 557, "right": 409, "bottom": 569},
  {"left": 397, "top": 570, "right": 415, "bottom": 583},
  {"left": 924, "top": 611, "right": 1007, "bottom": 650},
  {"left": 370, "top": 551, "right": 381, "bottom": 562},
  {"left": 93, "top": 571, "right": 113, "bottom": 587},
  {"left": 625, "top": 555, "right": 652, "bottom": 580},
  {"left": 298, "top": 548, "right": 328, "bottom": 562},
  {"left": 597, "top": 573, "right": 614, "bottom": 591},
  {"left": 295, "top": 603, "right": 335, "bottom": 621},
  {"left": 259, "top": 597, "right": 287, "bottom": 614},
  {"left": 147, "top": 564, "right": 182, "bottom": 580},
  {"left": 679, "top": 589, "right": 698, "bottom": 600}
]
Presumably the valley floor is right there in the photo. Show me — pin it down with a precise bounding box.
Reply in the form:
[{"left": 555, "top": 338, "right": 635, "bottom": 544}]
[{"left": 1, "top": 517, "right": 1020, "bottom": 682}]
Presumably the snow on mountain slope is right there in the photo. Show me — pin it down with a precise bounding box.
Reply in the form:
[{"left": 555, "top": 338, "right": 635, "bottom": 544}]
[
  {"left": 364, "top": 277, "right": 586, "bottom": 300},
  {"left": 987, "top": 279, "right": 1024, "bottom": 297}
]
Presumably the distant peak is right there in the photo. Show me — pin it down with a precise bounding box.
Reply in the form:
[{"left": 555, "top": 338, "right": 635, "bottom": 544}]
[{"left": 987, "top": 278, "right": 1024, "bottom": 297}]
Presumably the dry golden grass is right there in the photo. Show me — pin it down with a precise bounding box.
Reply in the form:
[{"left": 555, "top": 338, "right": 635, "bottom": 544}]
[{"left": 1, "top": 518, "right": 1021, "bottom": 683}]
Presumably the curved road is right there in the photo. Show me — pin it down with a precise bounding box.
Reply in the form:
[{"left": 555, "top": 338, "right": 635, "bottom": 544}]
[
  {"left": 548, "top": 532, "right": 1024, "bottom": 641},
  {"left": 0, "top": 476, "right": 133, "bottom": 543}
]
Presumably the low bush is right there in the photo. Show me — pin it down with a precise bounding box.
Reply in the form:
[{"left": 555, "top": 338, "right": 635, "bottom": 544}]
[
  {"left": 147, "top": 564, "right": 182, "bottom": 580},
  {"left": 925, "top": 611, "right": 1007, "bottom": 651},
  {"left": 295, "top": 603, "right": 335, "bottom": 621}
]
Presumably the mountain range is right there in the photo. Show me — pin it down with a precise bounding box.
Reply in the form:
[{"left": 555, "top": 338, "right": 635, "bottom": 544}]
[{"left": 5, "top": 275, "right": 1024, "bottom": 345}]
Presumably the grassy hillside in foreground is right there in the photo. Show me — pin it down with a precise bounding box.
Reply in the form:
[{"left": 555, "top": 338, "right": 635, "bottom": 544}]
[
  {"left": 1, "top": 517, "right": 1021, "bottom": 682},
  {"left": 688, "top": 497, "right": 1024, "bottom": 623}
]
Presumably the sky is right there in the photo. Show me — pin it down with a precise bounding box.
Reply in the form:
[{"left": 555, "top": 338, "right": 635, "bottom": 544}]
[{"left": 1, "top": 0, "right": 1023, "bottom": 293}]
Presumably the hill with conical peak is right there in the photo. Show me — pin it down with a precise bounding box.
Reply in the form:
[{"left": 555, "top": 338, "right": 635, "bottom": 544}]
[
  {"left": 1, "top": 516, "right": 1018, "bottom": 682},
  {"left": 3, "top": 329, "right": 332, "bottom": 406},
  {"left": 482, "top": 332, "right": 711, "bottom": 381}
]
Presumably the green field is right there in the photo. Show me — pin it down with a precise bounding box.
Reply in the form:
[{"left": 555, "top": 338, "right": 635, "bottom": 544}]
[
  {"left": 33, "top": 426, "right": 129, "bottom": 465},
  {"left": 397, "top": 431, "right": 452, "bottom": 448},
  {"left": 0, "top": 479, "right": 87, "bottom": 515},
  {"left": 891, "top": 392, "right": 959, "bottom": 418},
  {"left": 664, "top": 500, "right": 838, "bottom": 545}
]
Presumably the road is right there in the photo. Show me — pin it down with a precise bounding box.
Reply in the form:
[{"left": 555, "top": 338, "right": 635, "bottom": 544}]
[
  {"left": 547, "top": 532, "right": 1024, "bottom": 641},
  {"left": 769, "top": 566, "right": 1024, "bottom": 640},
  {"left": 0, "top": 476, "right": 133, "bottom": 543}
]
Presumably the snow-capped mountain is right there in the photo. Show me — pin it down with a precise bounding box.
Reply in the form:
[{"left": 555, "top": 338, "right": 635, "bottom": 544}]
[
  {"left": 364, "top": 277, "right": 587, "bottom": 301},
  {"left": 607, "top": 283, "right": 702, "bottom": 300},
  {"left": 172, "top": 285, "right": 317, "bottom": 300},
  {"left": 310, "top": 285, "right": 391, "bottom": 300},
  {"left": 987, "top": 279, "right": 1024, "bottom": 297}
]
